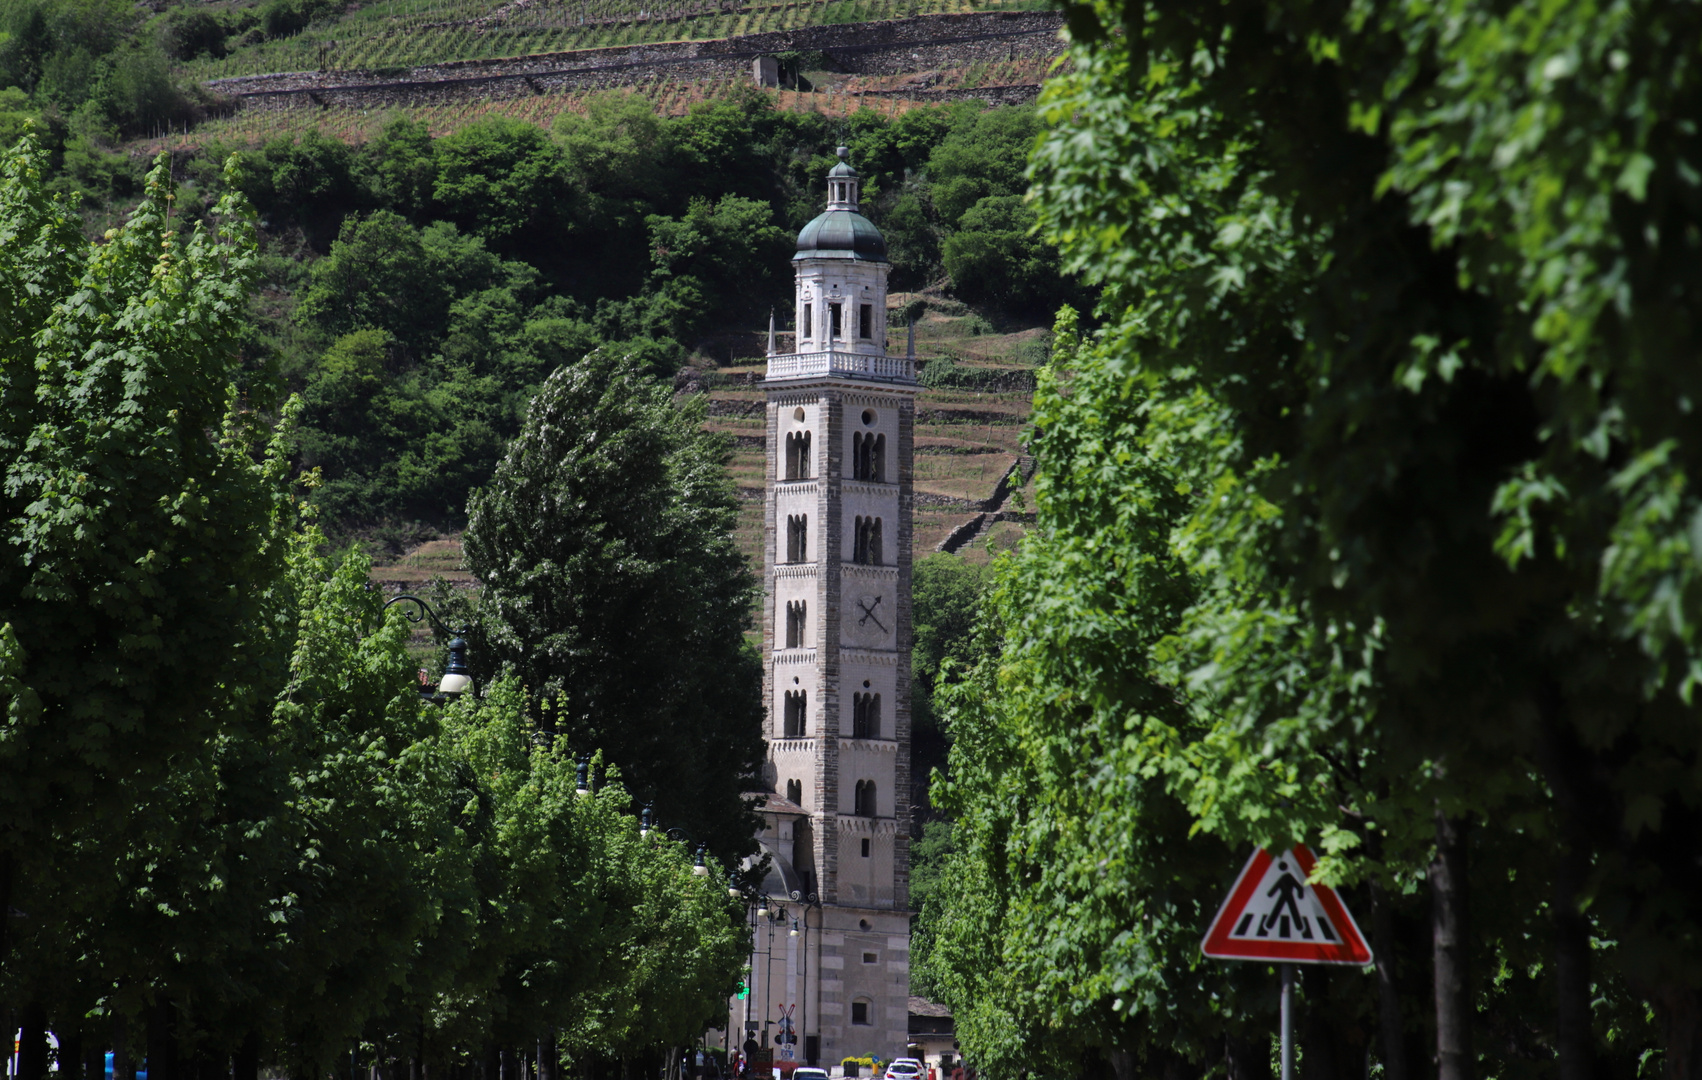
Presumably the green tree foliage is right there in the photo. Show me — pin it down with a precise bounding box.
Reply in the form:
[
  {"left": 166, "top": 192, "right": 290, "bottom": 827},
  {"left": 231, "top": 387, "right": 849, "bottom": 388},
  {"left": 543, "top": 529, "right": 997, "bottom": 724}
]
[
  {"left": 926, "top": 0, "right": 1702, "bottom": 1077},
  {"left": 173, "top": 94, "right": 1081, "bottom": 532},
  {"left": 909, "top": 553, "right": 989, "bottom": 808},
  {"left": 0, "top": 136, "right": 280, "bottom": 980},
  {"left": 638, "top": 195, "right": 791, "bottom": 341},
  {"left": 0, "top": 131, "right": 751, "bottom": 1080},
  {"left": 463, "top": 347, "right": 765, "bottom": 860}
]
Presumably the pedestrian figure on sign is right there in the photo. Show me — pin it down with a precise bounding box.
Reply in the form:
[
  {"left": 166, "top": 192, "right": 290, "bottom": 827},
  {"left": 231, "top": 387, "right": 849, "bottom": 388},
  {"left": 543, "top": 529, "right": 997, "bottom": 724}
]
[{"left": 1258, "top": 859, "right": 1310, "bottom": 938}]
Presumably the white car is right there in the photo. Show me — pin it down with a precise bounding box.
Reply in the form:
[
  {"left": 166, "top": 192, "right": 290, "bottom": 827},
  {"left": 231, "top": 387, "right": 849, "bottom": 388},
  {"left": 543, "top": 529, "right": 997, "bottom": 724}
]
[
  {"left": 793, "top": 1070, "right": 829, "bottom": 1080},
  {"left": 884, "top": 1062, "right": 924, "bottom": 1080}
]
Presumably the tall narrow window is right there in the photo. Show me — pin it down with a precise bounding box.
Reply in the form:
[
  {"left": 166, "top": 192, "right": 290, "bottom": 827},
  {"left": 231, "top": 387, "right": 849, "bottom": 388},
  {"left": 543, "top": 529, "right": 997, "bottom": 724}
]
[
  {"left": 786, "top": 778, "right": 803, "bottom": 803},
  {"left": 852, "top": 516, "right": 882, "bottom": 566},
  {"left": 830, "top": 302, "right": 843, "bottom": 340},
  {"left": 783, "top": 691, "right": 806, "bottom": 737},
  {"left": 784, "top": 430, "right": 811, "bottom": 480},
  {"left": 785, "top": 600, "right": 806, "bottom": 648},
  {"left": 852, "top": 432, "right": 885, "bottom": 482},
  {"left": 858, "top": 304, "right": 872, "bottom": 339},
  {"left": 853, "top": 779, "right": 876, "bottom": 817},
  {"left": 852, "top": 692, "right": 879, "bottom": 739},
  {"left": 787, "top": 514, "right": 807, "bottom": 563},
  {"left": 851, "top": 1001, "right": 871, "bottom": 1026},
  {"left": 802, "top": 303, "right": 812, "bottom": 340}
]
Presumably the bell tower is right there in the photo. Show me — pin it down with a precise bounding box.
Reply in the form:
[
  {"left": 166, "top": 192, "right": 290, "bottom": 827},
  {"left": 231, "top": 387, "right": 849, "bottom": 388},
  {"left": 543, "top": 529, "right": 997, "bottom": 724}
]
[{"left": 748, "top": 147, "right": 919, "bottom": 1066}]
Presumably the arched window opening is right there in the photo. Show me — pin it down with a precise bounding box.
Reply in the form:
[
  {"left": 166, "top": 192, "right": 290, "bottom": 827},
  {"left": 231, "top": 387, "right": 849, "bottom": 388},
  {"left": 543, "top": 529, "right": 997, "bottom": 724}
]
[
  {"left": 785, "top": 430, "right": 812, "bottom": 480},
  {"left": 786, "top": 778, "right": 803, "bottom": 804},
  {"left": 802, "top": 303, "right": 813, "bottom": 340},
  {"left": 830, "top": 302, "right": 843, "bottom": 340},
  {"left": 852, "top": 517, "right": 882, "bottom": 565},
  {"left": 787, "top": 514, "right": 808, "bottom": 563},
  {"left": 852, "top": 432, "right": 886, "bottom": 482},
  {"left": 783, "top": 690, "right": 807, "bottom": 737},
  {"left": 785, "top": 600, "right": 806, "bottom": 649},
  {"left": 853, "top": 779, "right": 876, "bottom": 817},
  {"left": 852, "top": 692, "right": 880, "bottom": 739},
  {"left": 858, "top": 304, "right": 872, "bottom": 340},
  {"left": 851, "top": 1000, "right": 871, "bottom": 1026}
]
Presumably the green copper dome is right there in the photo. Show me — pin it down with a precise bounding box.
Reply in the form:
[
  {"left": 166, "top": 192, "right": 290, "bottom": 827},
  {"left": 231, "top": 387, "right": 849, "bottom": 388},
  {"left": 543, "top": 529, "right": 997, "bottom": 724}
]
[{"left": 794, "top": 209, "right": 888, "bottom": 262}]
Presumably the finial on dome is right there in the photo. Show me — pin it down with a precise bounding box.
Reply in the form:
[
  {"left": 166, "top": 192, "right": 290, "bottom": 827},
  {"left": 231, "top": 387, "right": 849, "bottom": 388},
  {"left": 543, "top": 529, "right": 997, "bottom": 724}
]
[{"left": 836, "top": 145, "right": 850, "bottom": 160}]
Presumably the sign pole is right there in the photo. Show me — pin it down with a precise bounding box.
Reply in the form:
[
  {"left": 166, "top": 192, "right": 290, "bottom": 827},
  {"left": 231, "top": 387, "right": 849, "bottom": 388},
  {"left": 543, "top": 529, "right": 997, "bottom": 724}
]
[
  {"left": 1202, "top": 844, "right": 1376, "bottom": 1080},
  {"left": 1279, "top": 963, "right": 1294, "bottom": 1080}
]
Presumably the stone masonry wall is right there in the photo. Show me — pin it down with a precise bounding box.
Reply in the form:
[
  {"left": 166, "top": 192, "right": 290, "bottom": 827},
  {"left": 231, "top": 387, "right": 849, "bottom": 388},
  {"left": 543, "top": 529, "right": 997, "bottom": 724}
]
[{"left": 204, "top": 10, "right": 1063, "bottom": 110}]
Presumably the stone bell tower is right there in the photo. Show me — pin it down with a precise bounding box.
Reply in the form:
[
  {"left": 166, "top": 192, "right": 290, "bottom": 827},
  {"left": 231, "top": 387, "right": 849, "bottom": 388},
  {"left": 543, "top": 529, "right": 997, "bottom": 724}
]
[{"left": 745, "top": 147, "right": 919, "bottom": 1067}]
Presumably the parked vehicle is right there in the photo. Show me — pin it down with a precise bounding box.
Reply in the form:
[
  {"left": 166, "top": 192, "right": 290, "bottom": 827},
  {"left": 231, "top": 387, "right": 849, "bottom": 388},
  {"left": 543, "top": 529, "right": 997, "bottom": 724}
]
[{"left": 884, "top": 1060, "right": 923, "bottom": 1080}]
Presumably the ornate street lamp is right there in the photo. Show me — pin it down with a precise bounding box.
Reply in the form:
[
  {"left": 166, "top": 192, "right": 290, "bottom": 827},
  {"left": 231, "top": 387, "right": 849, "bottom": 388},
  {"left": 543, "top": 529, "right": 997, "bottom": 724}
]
[{"left": 384, "top": 594, "right": 472, "bottom": 701}]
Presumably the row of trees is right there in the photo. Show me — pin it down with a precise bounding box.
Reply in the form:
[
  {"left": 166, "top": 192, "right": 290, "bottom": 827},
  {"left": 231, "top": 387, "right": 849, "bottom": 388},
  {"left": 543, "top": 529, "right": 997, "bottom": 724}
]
[
  {"left": 919, "top": 0, "right": 1702, "bottom": 1078},
  {"left": 0, "top": 137, "right": 756, "bottom": 1079}
]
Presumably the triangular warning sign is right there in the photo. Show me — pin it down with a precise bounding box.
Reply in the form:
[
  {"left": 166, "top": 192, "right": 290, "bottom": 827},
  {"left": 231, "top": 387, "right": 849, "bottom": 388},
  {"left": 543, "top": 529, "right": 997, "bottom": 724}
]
[{"left": 1201, "top": 845, "right": 1373, "bottom": 965}]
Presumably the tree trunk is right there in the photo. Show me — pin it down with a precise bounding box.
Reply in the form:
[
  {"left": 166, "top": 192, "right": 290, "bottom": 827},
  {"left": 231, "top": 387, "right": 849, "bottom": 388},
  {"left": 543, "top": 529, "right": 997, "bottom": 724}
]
[
  {"left": 146, "top": 997, "right": 180, "bottom": 1080},
  {"left": 61, "top": 1026, "right": 85, "bottom": 1080},
  {"left": 1301, "top": 966, "right": 1370, "bottom": 1080},
  {"left": 538, "top": 1034, "right": 557, "bottom": 1080},
  {"left": 1432, "top": 811, "right": 1473, "bottom": 1080},
  {"left": 1225, "top": 1035, "right": 1271, "bottom": 1080},
  {"left": 1655, "top": 985, "right": 1702, "bottom": 1080},
  {"left": 0, "top": 849, "right": 14, "bottom": 969},
  {"left": 112, "top": 1012, "right": 133, "bottom": 1080},
  {"left": 18, "top": 1001, "right": 50, "bottom": 1080},
  {"left": 236, "top": 1032, "right": 260, "bottom": 1080},
  {"left": 1554, "top": 822, "right": 1595, "bottom": 1080},
  {"left": 1367, "top": 880, "right": 1407, "bottom": 1080},
  {"left": 501, "top": 1048, "right": 518, "bottom": 1080},
  {"left": 1535, "top": 695, "right": 1597, "bottom": 1080}
]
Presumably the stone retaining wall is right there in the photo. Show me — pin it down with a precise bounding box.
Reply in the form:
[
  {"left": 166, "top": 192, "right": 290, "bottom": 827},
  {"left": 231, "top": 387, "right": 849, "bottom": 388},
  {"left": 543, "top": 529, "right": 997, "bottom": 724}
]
[{"left": 205, "top": 10, "right": 1063, "bottom": 110}]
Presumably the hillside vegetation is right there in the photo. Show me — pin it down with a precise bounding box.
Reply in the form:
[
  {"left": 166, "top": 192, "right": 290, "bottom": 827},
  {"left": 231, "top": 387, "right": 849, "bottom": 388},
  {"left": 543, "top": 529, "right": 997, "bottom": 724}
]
[{"left": 85, "top": 88, "right": 1074, "bottom": 541}]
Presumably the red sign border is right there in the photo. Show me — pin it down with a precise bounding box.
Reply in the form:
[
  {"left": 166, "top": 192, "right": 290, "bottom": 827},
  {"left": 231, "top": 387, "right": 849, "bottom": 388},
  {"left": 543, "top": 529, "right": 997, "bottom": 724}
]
[{"left": 1201, "top": 845, "right": 1373, "bottom": 965}]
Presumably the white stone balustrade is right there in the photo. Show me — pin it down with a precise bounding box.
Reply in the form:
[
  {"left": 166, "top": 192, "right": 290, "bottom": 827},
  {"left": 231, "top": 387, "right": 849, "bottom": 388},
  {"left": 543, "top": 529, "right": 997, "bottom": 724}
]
[{"left": 766, "top": 349, "right": 917, "bottom": 384}]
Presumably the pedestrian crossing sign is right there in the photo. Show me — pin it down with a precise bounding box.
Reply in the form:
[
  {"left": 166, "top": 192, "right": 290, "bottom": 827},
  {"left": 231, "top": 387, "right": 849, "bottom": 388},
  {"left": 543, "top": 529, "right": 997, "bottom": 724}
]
[{"left": 1201, "top": 845, "right": 1373, "bottom": 965}]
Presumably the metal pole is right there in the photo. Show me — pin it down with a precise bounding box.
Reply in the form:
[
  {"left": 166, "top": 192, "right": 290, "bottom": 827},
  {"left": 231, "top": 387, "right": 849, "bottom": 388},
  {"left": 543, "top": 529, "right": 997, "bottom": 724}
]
[{"left": 1280, "top": 964, "right": 1294, "bottom": 1080}]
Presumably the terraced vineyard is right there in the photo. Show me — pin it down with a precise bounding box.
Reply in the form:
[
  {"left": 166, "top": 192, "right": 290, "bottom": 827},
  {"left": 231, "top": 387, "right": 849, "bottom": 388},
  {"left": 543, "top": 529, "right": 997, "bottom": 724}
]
[
  {"left": 156, "top": 77, "right": 952, "bottom": 150},
  {"left": 187, "top": 0, "right": 1047, "bottom": 81},
  {"left": 370, "top": 297, "right": 1042, "bottom": 594}
]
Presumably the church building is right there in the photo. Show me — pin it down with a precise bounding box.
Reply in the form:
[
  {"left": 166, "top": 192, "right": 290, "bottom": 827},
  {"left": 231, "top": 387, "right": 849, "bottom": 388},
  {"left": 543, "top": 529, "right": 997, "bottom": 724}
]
[{"left": 735, "top": 148, "right": 919, "bottom": 1070}]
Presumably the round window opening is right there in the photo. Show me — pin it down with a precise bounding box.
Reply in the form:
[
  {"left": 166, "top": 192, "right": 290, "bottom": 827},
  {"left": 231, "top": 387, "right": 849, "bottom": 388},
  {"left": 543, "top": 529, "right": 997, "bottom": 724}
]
[
  {"left": 863, "top": 680, "right": 871, "bottom": 688},
  {"left": 793, "top": 676, "right": 800, "bottom": 685},
  {"left": 793, "top": 407, "right": 806, "bottom": 422},
  {"left": 861, "top": 409, "right": 876, "bottom": 426}
]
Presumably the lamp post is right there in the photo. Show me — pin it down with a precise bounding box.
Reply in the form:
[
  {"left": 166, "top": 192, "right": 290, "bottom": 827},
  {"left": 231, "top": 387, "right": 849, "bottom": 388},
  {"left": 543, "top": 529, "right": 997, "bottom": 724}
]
[
  {"left": 384, "top": 594, "right": 472, "bottom": 701},
  {"left": 795, "top": 888, "right": 823, "bottom": 1067},
  {"left": 640, "top": 804, "right": 712, "bottom": 877}
]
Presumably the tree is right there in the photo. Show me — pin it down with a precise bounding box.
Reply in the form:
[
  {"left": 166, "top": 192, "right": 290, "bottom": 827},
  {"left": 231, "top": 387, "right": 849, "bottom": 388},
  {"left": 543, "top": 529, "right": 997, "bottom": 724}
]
[
  {"left": 0, "top": 139, "right": 281, "bottom": 1002},
  {"left": 917, "top": 0, "right": 1702, "bottom": 1077},
  {"left": 463, "top": 347, "right": 765, "bottom": 860},
  {"left": 432, "top": 117, "right": 570, "bottom": 260}
]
